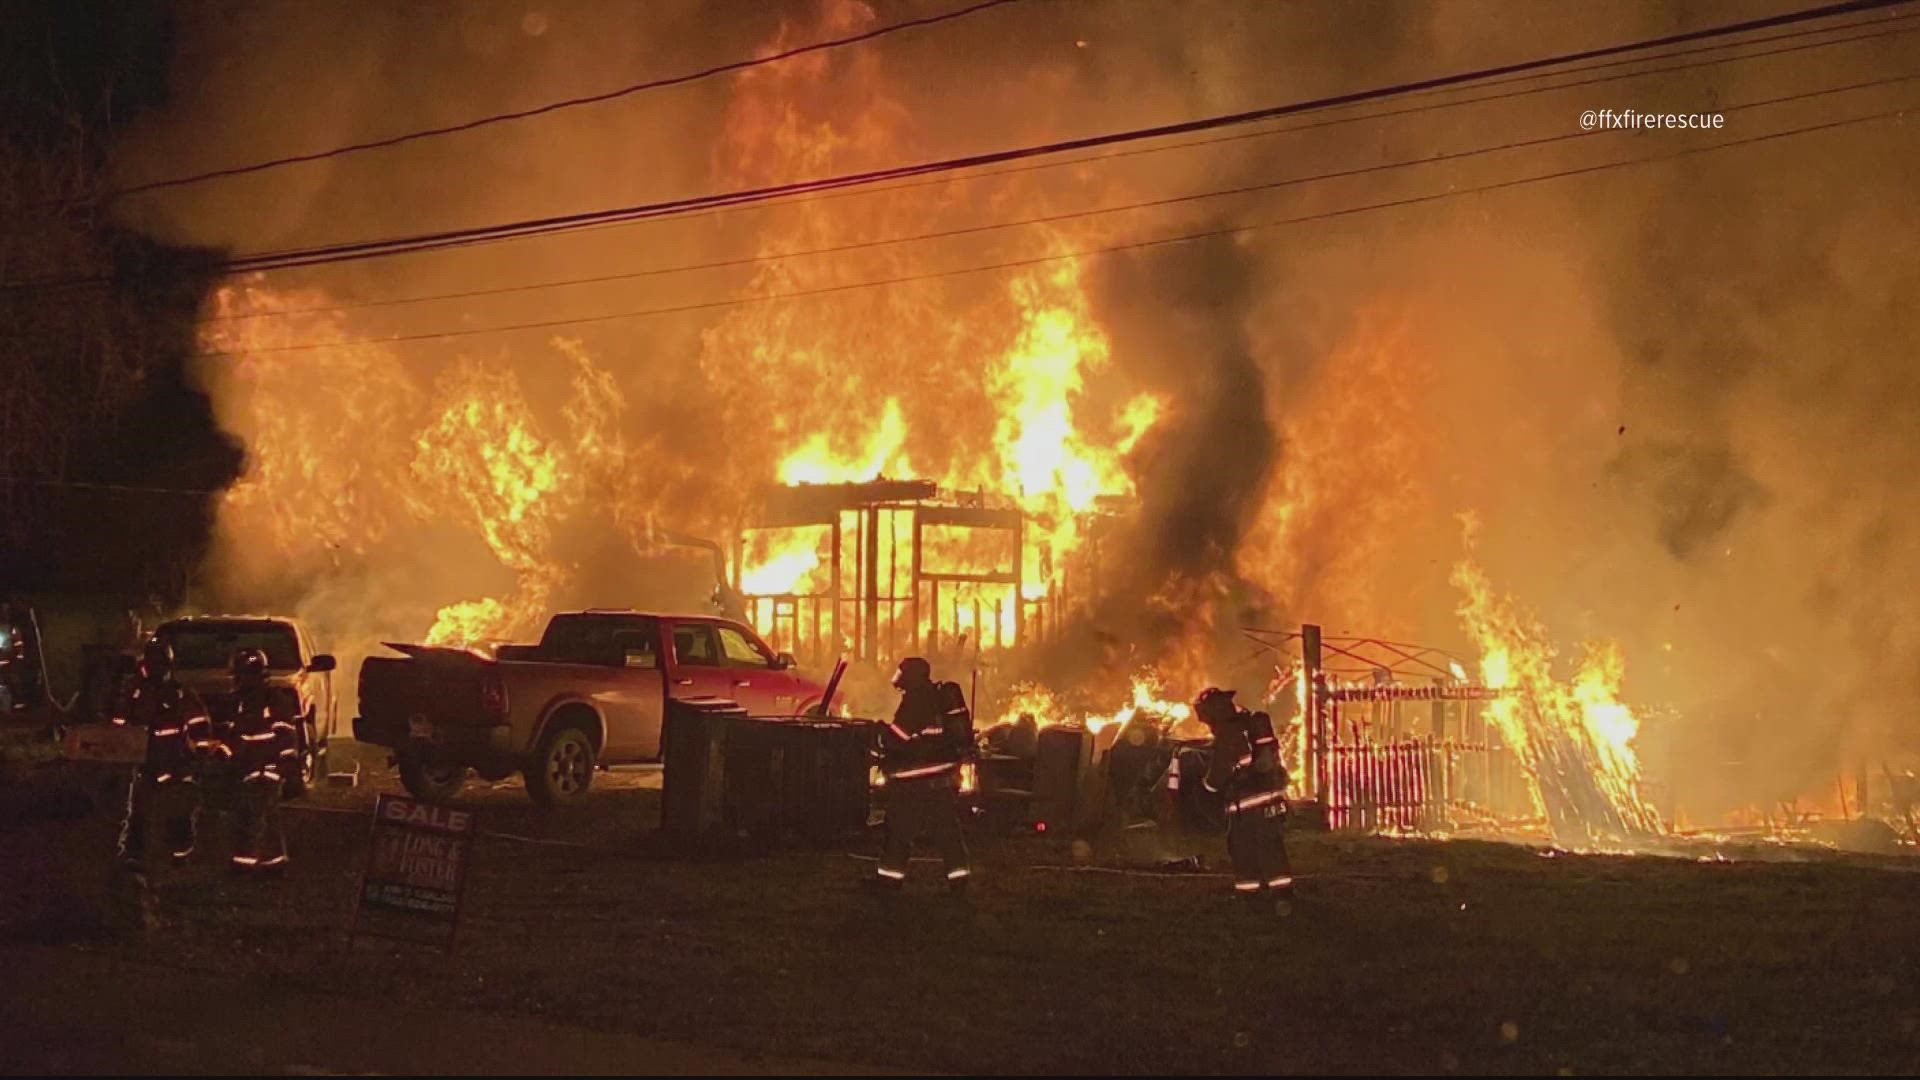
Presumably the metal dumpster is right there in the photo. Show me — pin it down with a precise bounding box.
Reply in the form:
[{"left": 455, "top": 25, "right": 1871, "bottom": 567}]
[
  {"left": 659, "top": 699, "right": 751, "bottom": 840},
  {"left": 662, "top": 706, "right": 876, "bottom": 849}
]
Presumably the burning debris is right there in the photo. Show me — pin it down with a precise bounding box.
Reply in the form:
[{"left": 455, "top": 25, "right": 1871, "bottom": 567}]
[
  {"left": 990, "top": 673, "right": 1198, "bottom": 738},
  {"left": 1452, "top": 527, "right": 1664, "bottom": 848}
]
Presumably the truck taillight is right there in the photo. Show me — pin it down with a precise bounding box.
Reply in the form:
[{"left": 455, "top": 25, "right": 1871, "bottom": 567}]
[{"left": 481, "top": 672, "right": 509, "bottom": 719}]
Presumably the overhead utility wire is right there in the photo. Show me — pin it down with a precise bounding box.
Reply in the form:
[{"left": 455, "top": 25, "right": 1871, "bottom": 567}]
[
  {"left": 196, "top": 92, "right": 1919, "bottom": 359},
  {"left": 11, "top": 0, "right": 1900, "bottom": 295},
  {"left": 0, "top": 475, "right": 222, "bottom": 498},
  {"left": 106, "top": 0, "right": 1024, "bottom": 199},
  {"left": 524, "top": 9, "right": 1920, "bottom": 244},
  {"left": 206, "top": 0, "right": 1917, "bottom": 272},
  {"left": 209, "top": 21, "right": 1920, "bottom": 323}
]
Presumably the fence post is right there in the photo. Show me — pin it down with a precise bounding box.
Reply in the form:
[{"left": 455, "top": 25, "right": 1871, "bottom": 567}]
[{"left": 1302, "top": 624, "right": 1322, "bottom": 802}]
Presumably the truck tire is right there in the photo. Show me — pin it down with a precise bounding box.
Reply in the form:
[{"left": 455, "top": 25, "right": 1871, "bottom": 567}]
[
  {"left": 525, "top": 724, "right": 595, "bottom": 807},
  {"left": 399, "top": 751, "right": 468, "bottom": 803},
  {"left": 282, "top": 712, "right": 319, "bottom": 800}
]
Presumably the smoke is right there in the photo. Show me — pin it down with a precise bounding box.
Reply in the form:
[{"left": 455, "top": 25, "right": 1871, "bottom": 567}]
[
  {"left": 1026, "top": 231, "right": 1277, "bottom": 691},
  {"left": 1590, "top": 116, "right": 1920, "bottom": 810},
  {"left": 1605, "top": 442, "right": 1767, "bottom": 561},
  {"left": 108, "top": 1, "right": 1920, "bottom": 813}
]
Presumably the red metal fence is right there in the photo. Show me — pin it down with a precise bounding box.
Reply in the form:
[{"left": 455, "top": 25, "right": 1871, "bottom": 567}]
[
  {"left": 1324, "top": 739, "right": 1445, "bottom": 831},
  {"left": 1321, "top": 738, "right": 1531, "bottom": 831}
]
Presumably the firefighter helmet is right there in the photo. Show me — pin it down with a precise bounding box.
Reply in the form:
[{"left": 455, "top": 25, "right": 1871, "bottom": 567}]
[
  {"left": 139, "top": 637, "right": 174, "bottom": 679},
  {"left": 229, "top": 647, "right": 270, "bottom": 684},
  {"left": 1192, "top": 686, "right": 1239, "bottom": 724},
  {"left": 891, "top": 656, "right": 932, "bottom": 689}
]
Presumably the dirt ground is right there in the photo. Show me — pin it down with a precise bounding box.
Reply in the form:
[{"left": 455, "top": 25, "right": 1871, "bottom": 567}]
[{"left": 4, "top": 751, "right": 1920, "bottom": 1075}]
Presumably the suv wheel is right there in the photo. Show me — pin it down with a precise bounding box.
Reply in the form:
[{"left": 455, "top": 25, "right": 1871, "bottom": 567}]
[
  {"left": 525, "top": 725, "right": 595, "bottom": 807},
  {"left": 399, "top": 750, "right": 468, "bottom": 803}
]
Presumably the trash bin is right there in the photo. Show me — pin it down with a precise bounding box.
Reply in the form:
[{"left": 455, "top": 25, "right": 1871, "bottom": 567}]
[
  {"left": 778, "top": 720, "right": 876, "bottom": 843},
  {"left": 660, "top": 699, "right": 750, "bottom": 841},
  {"left": 1033, "top": 724, "right": 1093, "bottom": 834},
  {"left": 728, "top": 718, "right": 876, "bottom": 847},
  {"left": 663, "top": 709, "right": 877, "bottom": 849}
]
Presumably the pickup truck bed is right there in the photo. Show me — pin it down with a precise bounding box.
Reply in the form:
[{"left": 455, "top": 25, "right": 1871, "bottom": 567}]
[{"left": 354, "top": 610, "right": 828, "bottom": 805}]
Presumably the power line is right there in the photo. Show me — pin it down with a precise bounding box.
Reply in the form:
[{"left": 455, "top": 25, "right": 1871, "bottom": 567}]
[
  {"left": 311, "top": 8, "right": 1920, "bottom": 279},
  {"left": 195, "top": 94, "right": 1917, "bottom": 360},
  {"left": 0, "top": 475, "right": 222, "bottom": 498},
  {"left": 467, "top": 10, "right": 1920, "bottom": 274},
  {"left": 420, "top": 10, "right": 1920, "bottom": 247},
  {"left": 206, "top": 0, "right": 1917, "bottom": 272},
  {"left": 107, "top": 0, "right": 1024, "bottom": 200},
  {"left": 207, "top": 20, "right": 1920, "bottom": 324},
  {"left": 12, "top": 0, "right": 1902, "bottom": 293}
]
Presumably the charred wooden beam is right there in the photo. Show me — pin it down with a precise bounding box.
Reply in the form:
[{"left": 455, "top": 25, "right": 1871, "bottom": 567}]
[{"left": 752, "top": 479, "right": 939, "bottom": 528}]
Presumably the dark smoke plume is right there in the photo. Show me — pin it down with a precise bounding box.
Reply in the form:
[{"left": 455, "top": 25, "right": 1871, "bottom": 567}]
[{"left": 1023, "top": 231, "right": 1280, "bottom": 689}]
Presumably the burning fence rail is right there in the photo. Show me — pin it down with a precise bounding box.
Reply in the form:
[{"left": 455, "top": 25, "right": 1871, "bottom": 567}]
[
  {"left": 1316, "top": 682, "right": 1528, "bottom": 832},
  {"left": 1320, "top": 739, "right": 1535, "bottom": 832},
  {"left": 1249, "top": 623, "right": 1665, "bottom": 844}
]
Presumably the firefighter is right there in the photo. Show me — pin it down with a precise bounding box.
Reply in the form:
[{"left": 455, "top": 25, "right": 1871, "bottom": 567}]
[
  {"left": 1193, "top": 687, "right": 1294, "bottom": 900},
  {"left": 0, "top": 602, "right": 47, "bottom": 715},
  {"left": 873, "top": 657, "right": 971, "bottom": 891},
  {"left": 113, "top": 637, "right": 213, "bottom": 872},
  {"left": 207, "top": 647, "right": 297, "bottom": 876}
]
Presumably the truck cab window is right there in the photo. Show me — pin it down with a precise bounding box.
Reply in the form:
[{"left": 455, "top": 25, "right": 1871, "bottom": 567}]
[
  {"left": 717, "top": 626, "right": 772, "bottom": 668},
  {"left": 543, "top": 619, "right": 611, "bottom": 664},
  {"left": 672, "top": 624, "right": 719, "bottom": 667},
  {"left": 612, "top": 629, "right": 658, "bottom": 670}
]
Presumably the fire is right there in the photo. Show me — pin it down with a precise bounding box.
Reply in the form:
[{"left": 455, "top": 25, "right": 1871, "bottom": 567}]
[
  {"left": 411, "top": 364, "right": 567, "bottom": 644},
  {"left": 732, "top": 259, "right": 1153, "bottom": 644},
  {"left": 994, "top": 673, "right": 1195, "bottom": 736},
  {"left": 200, "top": 281, "right": 649, "bottom": 650},
  {"left": 199, "top": 280, "right": 421, "bottom": 565},
  {"left": 1237, "top": 311, "right": 1434, "bottom": 638},
  {"left": 994, "top": 681, "right": 1065, "bottom": 728},
  {"left": 992, "top": 264, "right": 1127, "bottom": 513},
  {"left": 409, "top": 355, "right": 643, "bottom": 646},
  {"left": 424, "top": 599, "right": 508, "bottom": 653},
  {"left": 1450, "top": 523, "right": 1664, "bottom": 847},
  {"left": 702, "top": 1, "right": 1160, "bottom": 650},
  {"left": 989, "top": 262, "right": 1146, "bottom": 605},
  {"left": 777, "top": 399, "right": 913, "bottom": 487},
  {"left": 1093, "top": 674, "right": 1197, "bottom": 736},
  {"left": 737, "top": 529, "right": 831, "bottom": 596}
]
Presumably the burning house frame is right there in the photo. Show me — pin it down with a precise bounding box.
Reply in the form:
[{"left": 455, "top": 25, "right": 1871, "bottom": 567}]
[{"left": 733, "top": 479, "right": 1119, "bottom": 668}]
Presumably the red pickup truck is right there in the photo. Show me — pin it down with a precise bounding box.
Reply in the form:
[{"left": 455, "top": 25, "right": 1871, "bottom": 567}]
[{"left": 354, "top": 610, "right": 828, "bottom": 805}]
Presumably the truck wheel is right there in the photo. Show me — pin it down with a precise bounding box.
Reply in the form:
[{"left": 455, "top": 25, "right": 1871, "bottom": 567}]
[
  {"left": 525, "top": 725, "right": 595, "bottom": 807},
  {"left": 399, "top": 751, "right": 467, "bottom": 803},
  {"left": 282, "top": 713, "right": 318, "bottom": 800}
]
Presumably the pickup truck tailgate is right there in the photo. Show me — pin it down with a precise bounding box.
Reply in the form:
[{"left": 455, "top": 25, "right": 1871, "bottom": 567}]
[{"left": 358, "top": 644, "right": 498, "bottom": 737}]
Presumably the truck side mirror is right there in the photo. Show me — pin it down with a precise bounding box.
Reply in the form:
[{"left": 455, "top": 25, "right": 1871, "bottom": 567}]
[
  {"left": 773, "top": 651, "right": 796, "bottom": 671},
  {"left": 308, "top": 654, "right": 337, "bottom": 673}
]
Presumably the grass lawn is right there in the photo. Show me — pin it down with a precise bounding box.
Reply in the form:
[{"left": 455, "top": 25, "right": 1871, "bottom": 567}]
[{"left": 5, "top": 758, "right": 1919, "bottom": 1074}]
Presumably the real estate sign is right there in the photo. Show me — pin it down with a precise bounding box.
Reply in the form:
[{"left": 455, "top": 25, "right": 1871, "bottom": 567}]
[{"left": 351, "top": 793, "right": 475, "bottom": 950}]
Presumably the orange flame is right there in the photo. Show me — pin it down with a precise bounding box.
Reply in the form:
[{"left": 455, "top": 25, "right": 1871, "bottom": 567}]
[{"left": 1451, "top": 517, "right": 1664, "bottom": 846}]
